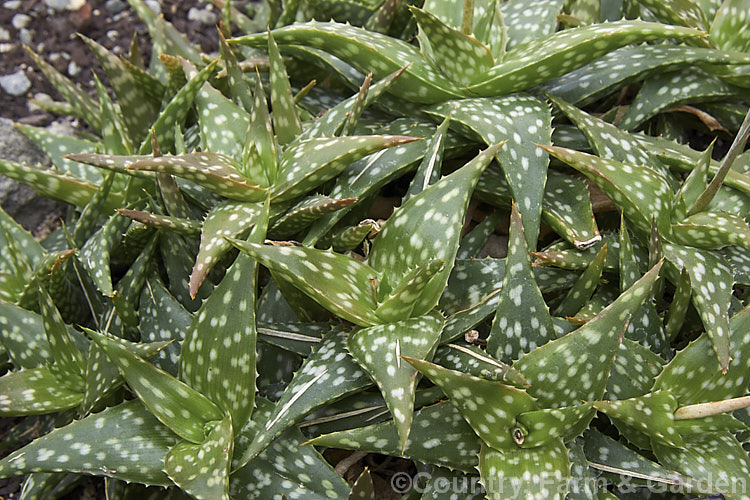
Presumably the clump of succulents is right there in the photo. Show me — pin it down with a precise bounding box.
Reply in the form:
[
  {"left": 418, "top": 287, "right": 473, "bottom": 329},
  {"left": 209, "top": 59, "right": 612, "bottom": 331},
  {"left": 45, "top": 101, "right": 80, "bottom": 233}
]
[{"left": 1, "top": 0, "right": 750, "bottom": 498}]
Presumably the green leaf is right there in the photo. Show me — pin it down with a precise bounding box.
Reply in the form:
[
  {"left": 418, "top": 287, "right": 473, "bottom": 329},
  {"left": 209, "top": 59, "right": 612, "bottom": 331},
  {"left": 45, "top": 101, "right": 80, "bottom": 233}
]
[
  {"left": 93, "top": 74, "right": 135, "bottom": 155},
  {"left": 190, "top": 200, "right": 263, "bottom": 298},
  {"left": 307, "top": 401, "right": 481, "bottom": 472},
  {"left": 272, "top": 135, "right": 418, "bottom": 202},
  {"left": 405, "top": 356, "right": 538, "bottom": 451},
  {"left": 37, "top": 285, "right": 86, "bottom": 385},
  {"left": 514, "top": 262, "right": 662, "bottom": 407},
  {"left": 374, "top": 260, "right": 445, "bottom": 322},
  {"left": 235, "top": 330, "right": 372, "bottom": 467},
  {"left": 467, "top": 20, "right": 703, "bottom": 96},
  {"left": 230, "top": 21, "right": 462, "bottom": 103},
  {"left": 515, "top": 404, "right": 595, "bottom": 448},
  {"left": 478, "top": 440, "right": 570, "bottom": 500},
  {"left": 594, "top": 390, "right": 683, "bottom": 447},
  {"left": 79, "top": 212, "right": 131, "bottom": 297},
  {"left": 348, "top": 313, "right": 443, "bottom": 449},
  {"left": 638, "top": 0, "right": 709, "bottom": 30},
  {"left": 268, "top": 31, "right": 303, "bottom": 145},
  {"left": 138, "top": 277, "right": 191, "bottom": 374},
  {"left": 671, "top": 211, "right": 750, "bottom": 250},
  {"left": 195, "top": 82, "right": 250, "bottom": 161},
  {"left": 16, "top": 124, "right": 101, "bottom": 183},
  {"left": 369, "top": 143, "right": 503, "bottom": 316},
  {"left": 457, "top": 210, "right": 503, "bottom": 259},
  {"left": 349, "top": 468, "right": 374, "bottom": 500},
  {"left": 0, "top": 399, "right": 177, "bottom": 486},
  {"left": 487, "top": 204, "right": 555, "bottom": 362},
  {"left": 434, "top": 343, "right": 529, "bottom": 387},
  {"left": 540, "top": 170, "right": 601, "bottom": 249},
  {"left": 619, "top": 69, "right": 741, "bottom": 131},
  {"left": 116, "top": 209, "right": 201, "bottom": 236},
  {"left": 24, "top": 47, "right": 101, "bottom": 130},
  {"left": 429, "top": 95, "right": 551, "bottom": 248},
  {"left": 129, "top": 152, "right": 266, "bottom": 202},
  {"left": 403, "top": 116, "right": 450, "bottom": 201},
  {"left": 710, "top": 0, "right": 750, "bottom": 52},
  {"left": 165, "top": 416, "right": 232, "bottom": 500},
  {"left": 0, "top": 368, "right": 83, "bottom": 416},
  {"left": 501, "top": 0, "right": 565, "bottom": 50},
  {"left": 180, "top": 201, "right": 267, "bottom": 430},
  {"left": 411, "top": 7, "right": 494, "bottom": 86},
  {"left": 653, "top": 432, "right": 750, "bottom": 497},
  {"left": 269, "top": 196, "right": 357, "bottom": 239},
  {"left": 0, "top": 301, "right": 54, "bottom": 368},
  {"left": 663, "top": 243, "right": 732, "bottom": 371},
  {"left": 88, "top": 329, "right": 223, "bottom": 444},
  {"left": 554, "top": 243, "right": 607, "bottom": 318},
  {"left": 543, "top": 145, "right": 673, "bottom": 236},
  {"left": 138, "top": 59, "right": 219, "bottom": 155},
  {"left": 654, "top": 302, "right": 750, "bottom": 405},
  {"left": 321, "top": 220, "right": 378, "bottom": 252}
]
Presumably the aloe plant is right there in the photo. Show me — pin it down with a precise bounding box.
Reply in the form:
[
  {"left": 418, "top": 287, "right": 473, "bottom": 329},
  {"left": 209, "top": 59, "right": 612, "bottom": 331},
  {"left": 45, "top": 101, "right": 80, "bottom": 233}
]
[{"left": 0, "top": 0, "right": 750, "bottom": 498}]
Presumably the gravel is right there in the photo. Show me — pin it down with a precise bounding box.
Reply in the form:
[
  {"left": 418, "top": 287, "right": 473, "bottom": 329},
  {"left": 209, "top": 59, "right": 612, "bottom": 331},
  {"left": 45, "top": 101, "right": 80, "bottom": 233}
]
[{"left": 0, "top": 69, "right": 30, "bottom": 96}]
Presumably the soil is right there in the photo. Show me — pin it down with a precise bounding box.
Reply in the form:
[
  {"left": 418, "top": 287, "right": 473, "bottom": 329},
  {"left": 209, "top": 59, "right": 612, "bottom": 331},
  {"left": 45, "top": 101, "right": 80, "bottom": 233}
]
[{"left": 0, "top": 0, "right": 230, "bottom": 125}]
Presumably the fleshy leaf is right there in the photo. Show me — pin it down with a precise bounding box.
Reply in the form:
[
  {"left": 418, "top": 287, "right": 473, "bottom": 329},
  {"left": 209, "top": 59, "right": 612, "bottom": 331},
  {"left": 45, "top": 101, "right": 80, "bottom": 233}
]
[
  {"left": 403, "top": 115, "right": 449, "bottom": 201},
  {"left": 165, "top": 416, "right": 232, "bottom": 500},
  {"left": 467, "top": 21, "right": 703, "bottom": 96},
  {"left": 349, "top": 468, "right": 374, "bottom": 500},
  {"left": 307, "top": 401, "right": 480, "bottom": 472},
  {"left": 501, "top": 0, "right": 565, "bottom": 50},
  {"left": 348, "top": 313, "right": 443, "bottom": 449},
  {"left": 711, "top": 0, "right": 750, "bottom": 52},
  {"left": 190, "top": 200, "right": 262, "bottom": 298},
  {"left": 79, "top": 212, "right": 131, "bottom": 296},
  {"left": 235, "top": 330, "right": 372, "bottom": 467},
  {"left": 671, "top": 211, "right": 750, "bottom": 250},
  {"left": 271, "top": 135, "right": 418, "bottom": 202},
  {"left": 513, "top": 262, "right": 661, "bottom": 407},
  {"left": 195, "top": 83, "right": 250, "bottom": 161},
  {"left": 542, "top": 145, "right": 673, "bottom": 236},
  {"left": 374, "top": 260, "right": 445, "bottom": 322},
  {"left": 369, "top": 144, "right": 503, "bottom": 316},
  {"left": 411, "top": 7, "right": 494, "bottom": 86},
  {"left": 540, "top": 170, "right": 601, "bottom": 249},
  {"left": 180, "top": 200, "right": 267, "bottom": 430},
  {"left": 663, "top": 243, "right": 732, "bottom": 371},
  {"left": 117, "top": 209, "right": 201, "bottom": 236},
  {"left": 128, "top": 153, "right": 266, "bottom": 202},
  {"left": 0, "top": 399, "right": 177, "bottom": 486},
  {"left": 37, "top": 285, "right": 86, "bottom": 385},
  {"left": 428, "top": 95, "right": 551, "bottom": 248},
  {"left": 515, "top": 404, "right": 595, "bottom": 448},
  {"left": 478, "top": 440, "right": 570, "bottom": 500},
  {"left": 554, "top": 243, "right": 607, "bottom": 318},
  {"left": 269, "top": 196, "right": 357, "bottom": 239},
  {"left": 88, "top": 329, "right": 223, "bottom": 444},
  {"left": 228, "top": 240, "right": 381, "bottom": 326},
  {"left": 434, "top": 343, "right": 529, "bottom": 387},
  {"left": 243, "top": 73, "right": 277, "bottom": 186},
  {"left": 268, "top": 31, "right": 302, "bottom": 145},
  {"left": 594, "top": 390, "right": 683, "bottom": 447},
  {"left": 606, "top": 338, "right": 665, "bottom": 401},
  {"left": 487, "top": 204, "right": 555, "bottom": 363},
  {"left": 405, "top": 356, "right": 537, "bottom": 451},
  {"left": 16, "top": 124, "right": 101, "bottom": 183},
  {"left": 0, "top": 368, "right": 83, "bottom": 416}
]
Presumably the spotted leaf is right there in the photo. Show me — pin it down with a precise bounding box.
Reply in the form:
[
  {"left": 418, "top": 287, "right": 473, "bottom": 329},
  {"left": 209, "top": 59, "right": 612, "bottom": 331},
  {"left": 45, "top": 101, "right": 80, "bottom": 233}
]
[
  {"left": 180, "top": 201, "right": 267, "bottom": 430},
  {"left": 16, "top": 124, "right": 102, "bottom": 183},
  {"left": 543, "top": 145, "right": 673, "bottom": 236},
  {"left": 79, "top": 212, "right": 131, "bottom": 297},
  {"left": 653, "top": 432, "right": 750, "bottom": 497},
  {"left": 655, "top": 302, "right": 750, "bottom": 405},
  {"left": 594, "top": 390, "right": 683, "bottom": 447},
  {"left": 515, "top": 404, "right": 595, "bottom": 448},
  {"left": 37, "top": 285, "right": 86, "bottom": 386},
  {"left": 195, "top": 82, "right": 250, "bottom": 161},
  {"left": 190, "top": 200, "right": 263, "bottom": 298},
  {"left": 405, "top": 356, "right": 537, "bottom": 451},
  {"left": 619, "top": 69, "right": 742, "bottom": 131},
  {"left": 0, "top": 368, "right": 83, "bottom": 416},
  {"left": 457, "top": 210, "right": 503, "bottom": 259},
  {"left": 403, "top": 115, "right": 449, "bottom": 201},
  {"left": 230, "top": 21, "right": 462, "bottom": 103},
  {"left": 434, "top": 344, "right": 529, "bottom": 387},
  {"left": 272, "top": 135, "right": 418, "bottom": 202},
  {"left": 116, "top": 209, "right": 201, "bottom": 237},
  {"left": 663, "top": 243, "right": 732, "bottom": 372},
  {"left": 429, "top": 95, "right": 551, "bottom": 248},
  {"left": 467, "top": 21, "right": 702, "bottom": 96},
  {"left": 268, "top": 32, "right": 302, "bottom": 145},
  {"left": 711, "top": 0, "right": 750, "bottom": 52},
  {"left": 671, "top": 211, "right": 750, "bottom": 250},
  {"left": 487, "top": 204, "right": 555, "bottom": 363},
  {"left": 269, "top": 196, "right": 357, "bottom": 239},
  {"left": 411, "top": 7, "right": 494, "bottom": 86},
  {"left": 554, "top": 243, "right": 607, "bottom": 318},
  {"left": 0, "top": 301, "right": 59, "bottom": 369},
  {"left": 478, "top": 440, "right": 570, "bottom": 500},
  {"left": 374, "top": 260, "right": 445, "bottom": 322},
  {"left": 348, "top": 313, "right": 443, "bottom": 449},
  {"left": 228, "top": 240, "right": 381, "bottom": 326},
  {"left": 235, "top": 330, "right": 372, "bottom": 467},
  {"left": 514, "top": 262, "right": 661, "bottom": 408},
  {"left": 0, "top": 399, "right": 177, "bottom": 485},
  {"left": 165, "top": 416, "right": 232, "bottom": 500},
  {"left": 128, "top": 153, "right": 266, "bottom": 202},
  {"left": 307, "top": 400, "right": 481, "bottom": 472},
  {"left": 369, "top": 144, "right": 502, "bottom": 316},
  {"left": 88, "top": 329, "right": 223, "bottom": 444},
  {"left": 501, "top": 0, "right": 565, "bottom": 51}
]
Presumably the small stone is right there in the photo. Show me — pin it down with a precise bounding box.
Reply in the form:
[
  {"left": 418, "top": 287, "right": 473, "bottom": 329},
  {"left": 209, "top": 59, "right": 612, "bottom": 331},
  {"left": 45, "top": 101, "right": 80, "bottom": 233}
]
[
  {"left": 0, "top": 43, "right": 13, "bottom": 53},
  {"left": 106, "top": 30, "right": 118, "bottom": 41},
  {"left": 67, "top": 61, "right": 81, "bottom": 77},
  {"left": 2, "top": 0, "right": 21, "bottom": 9},
  {"left": 0, "top": 28, "right": 9, "bottom": 41},
  {"left": 18, "top": 28, "right": 31, "bottom": 45},
  {"left": 104, "top": 0, "right": 126, "bottom": 14},
  {"left": 144, "top": 0, "right": 160, "bottom": 14},
  {"left": 0, "top": 70, "right": 31, "bottom": 96},
  {"left": 28, "top": 92, "right": 53, "bottom": 112},
  {"left": 187, "top": 7, "right": 218, "bottom": 25},
  {"left": 45, "top": 0, "right": 72, "bottom": 11},
  {"left": 11, "top": 13, "right": 31, "bottom": 29}
]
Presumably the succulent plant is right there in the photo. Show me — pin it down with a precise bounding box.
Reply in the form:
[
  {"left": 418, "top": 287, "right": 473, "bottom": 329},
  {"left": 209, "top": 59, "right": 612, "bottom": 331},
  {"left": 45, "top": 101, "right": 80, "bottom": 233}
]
[{"left": 1, "top": 0, "right": 750, "bottom": 498}]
